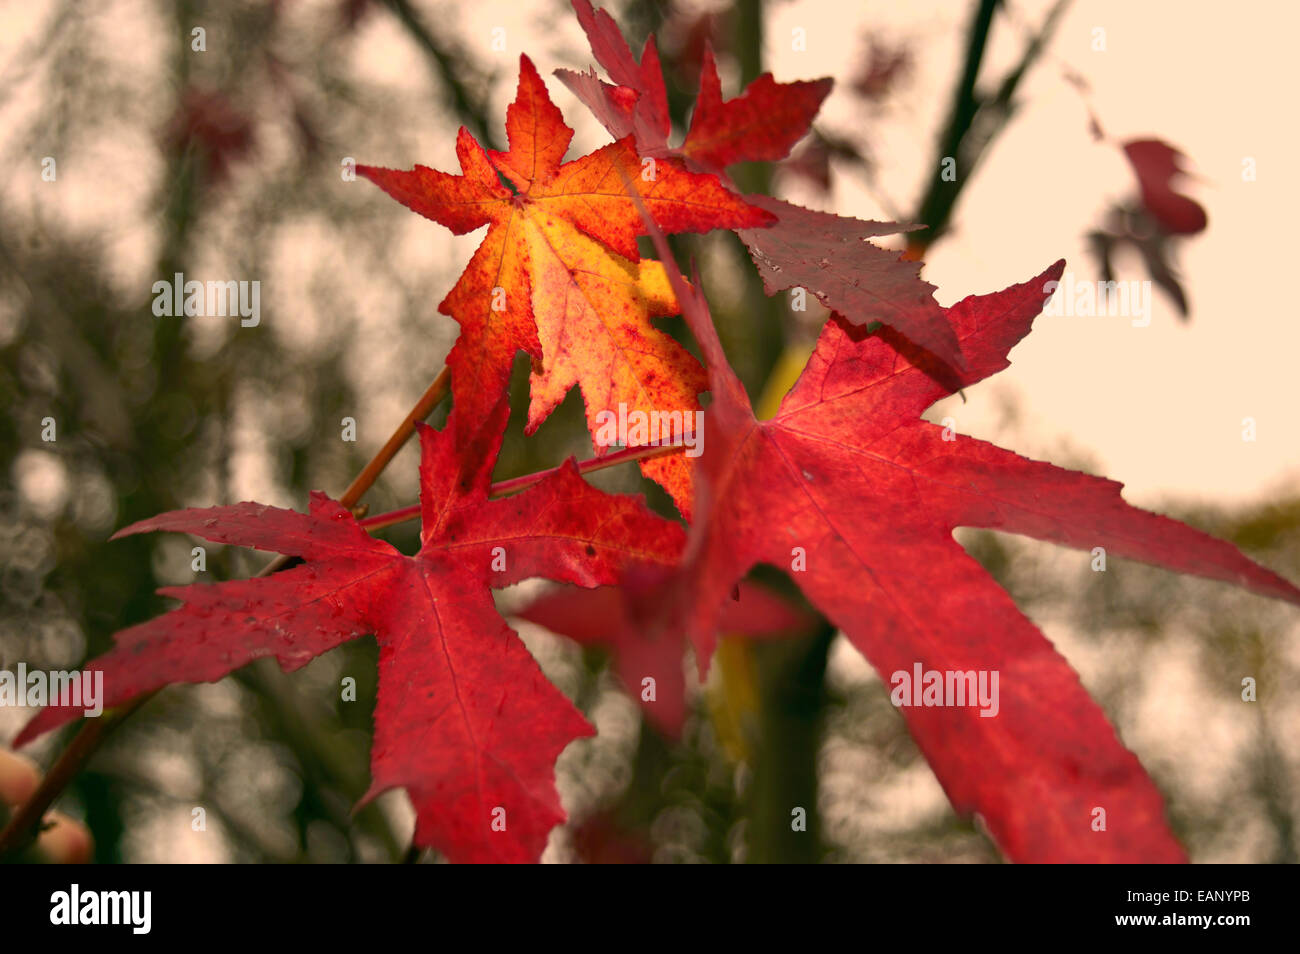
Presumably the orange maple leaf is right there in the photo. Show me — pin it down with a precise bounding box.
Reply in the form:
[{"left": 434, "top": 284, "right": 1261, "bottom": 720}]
[{"left": 359, "top": 55, "right": 773, "bottom": 515}]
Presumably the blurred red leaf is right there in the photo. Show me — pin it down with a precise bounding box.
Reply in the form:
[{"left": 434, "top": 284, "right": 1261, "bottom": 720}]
[
  {"left": 519, "top": 577, "right": 814, "bottom": 735},
  {"left": 1122, "top": 139, "right": 1208, "bottom": 236},
  {"left": 571, "top": 811, "right": 653, "bottom": 864},
  {"left": 164, "top": 88, "right": 254, "bottom": 185},
  {"left": 850, "top": 36, "right": 912, "bottom": 102}
]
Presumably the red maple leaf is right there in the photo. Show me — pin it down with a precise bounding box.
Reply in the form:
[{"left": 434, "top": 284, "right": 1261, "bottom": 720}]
[
  {"left": 1122, "top": 138, "right": 1208, "bottom": 236},
  {"left": 737, "top": 197, "right": 965, "bottom": 373},
  {"left": 518, "top": 576, "right": 815, "bottom": 736},
  {"left": 559, "top": 1, "right": 962, "bottom": 372},
  {"left": 560, "top": 0, "right": 831, "bottom": 175},
  {"left": 681, "top": 46, "right": 833, "bottom": 174},
  {"left": 16, "top": 399, "right": 683, "bottom": 863},
  {"left": 630, "top": 214, "right": 1300, "bottom": 861},
  {"left": 356, "top": 55, "right": 771, "bottom": 517}
]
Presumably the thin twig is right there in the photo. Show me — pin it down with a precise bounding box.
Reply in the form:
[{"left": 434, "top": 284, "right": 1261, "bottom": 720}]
[
  {"left": 909, "top": 0, "right": 1070, "bottom": 256},
  {"left": 381, "top": 0, "right": 500, "bottom": 151},
  {"left": 340, "top": 366, "right": 451, "bottom": 510},
  {"left": 258, "top": 366, "right": 451, "bottom": 577}
]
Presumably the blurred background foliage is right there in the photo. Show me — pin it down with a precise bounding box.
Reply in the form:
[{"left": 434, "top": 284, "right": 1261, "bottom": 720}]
[{"left": 1, "top": 0, "right": 1296, "bottom": 863}]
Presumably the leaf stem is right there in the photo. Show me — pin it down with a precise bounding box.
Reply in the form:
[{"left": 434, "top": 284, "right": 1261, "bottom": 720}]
[
  {"left": 257, "top": 366, "right": 451, "bottom": 577},
  {"left": 359, "top": 438, "right": 690, "bottom": 532},
  {"left": 340, "top": 366, "right": 451, "bottom": 510}
]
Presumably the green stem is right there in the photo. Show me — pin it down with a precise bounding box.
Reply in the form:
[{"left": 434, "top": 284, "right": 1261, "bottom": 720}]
[
  {"left": 910, "top": 0, "right": 1000, "bottom": 254},
  {"left": 744, "top": 622, "right": 835, "bottom": 863}
]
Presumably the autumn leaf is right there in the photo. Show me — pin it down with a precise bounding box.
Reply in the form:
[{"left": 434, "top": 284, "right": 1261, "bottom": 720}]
[
  {"left": 518, "top": 577, "right": 814, "bottom": 736},
  {"left": 16, "top": 398, "right": 684, "bottom": 863},
  {"left": 631, "top": 226, "right": 1300, "bottom": 862},
  {"left": 850, "top": 35, "right": 913, "bottom": 103},
  {"left": 560, "top": 0, "right": 831, "bottom": 174},
  {"left": 1122, "top": 138, "right": 1208, "bottom": 236},
  {"left": 561, "top": 1, "right": 960, "bottom": 371},
  {"left": 737, "top": 196, "right": 965, "bottom": 372},
  {"left": 680, "top": 46, "right": 832, "bottom": 174},
  {"left": 559, "top": 0, "right": 671, "bottom": 151},
  {"left": 357, "top": 55, "right": 771, "bottom": 517}
]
